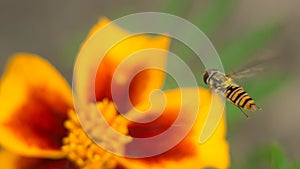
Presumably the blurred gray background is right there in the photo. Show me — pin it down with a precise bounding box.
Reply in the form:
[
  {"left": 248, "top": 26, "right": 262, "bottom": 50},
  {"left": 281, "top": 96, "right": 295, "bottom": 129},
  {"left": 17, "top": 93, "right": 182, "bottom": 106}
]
[{"left": 0, "top": 0, "right": 299, "bottom": 162}]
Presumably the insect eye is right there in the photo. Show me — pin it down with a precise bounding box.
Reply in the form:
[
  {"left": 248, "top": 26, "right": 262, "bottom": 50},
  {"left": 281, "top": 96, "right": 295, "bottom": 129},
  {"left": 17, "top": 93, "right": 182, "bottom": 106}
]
[{"left": 203, "top": 71, "right": 209, "bottom": 84}]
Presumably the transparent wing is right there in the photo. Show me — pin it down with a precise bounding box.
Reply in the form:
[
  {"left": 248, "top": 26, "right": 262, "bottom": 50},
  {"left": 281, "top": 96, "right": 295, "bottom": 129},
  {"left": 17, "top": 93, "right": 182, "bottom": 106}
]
[
  {"left": 226, "top": 67, "right": 264, "bottom": 79},
  {"left": 226, "top": 51, "right": 277, "bottom": 79}
]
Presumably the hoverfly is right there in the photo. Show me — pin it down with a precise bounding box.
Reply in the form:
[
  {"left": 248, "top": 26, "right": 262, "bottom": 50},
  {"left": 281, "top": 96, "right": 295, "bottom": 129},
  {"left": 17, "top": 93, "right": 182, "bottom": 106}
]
[{"left": 203, "top": 67, "right": 262, "bottom": 117}]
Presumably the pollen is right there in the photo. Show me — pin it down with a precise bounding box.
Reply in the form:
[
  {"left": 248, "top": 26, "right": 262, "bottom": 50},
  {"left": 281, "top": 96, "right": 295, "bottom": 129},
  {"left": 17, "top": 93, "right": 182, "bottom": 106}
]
[{"left": 62, "top": 99, "right": 132, "bottom": 169}]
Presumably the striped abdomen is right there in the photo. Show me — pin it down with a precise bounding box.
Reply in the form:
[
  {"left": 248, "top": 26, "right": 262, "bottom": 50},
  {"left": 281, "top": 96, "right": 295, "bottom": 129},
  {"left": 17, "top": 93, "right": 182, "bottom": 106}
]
[{"left": 225, "top": 85, "right": 258, "bottom": 111}]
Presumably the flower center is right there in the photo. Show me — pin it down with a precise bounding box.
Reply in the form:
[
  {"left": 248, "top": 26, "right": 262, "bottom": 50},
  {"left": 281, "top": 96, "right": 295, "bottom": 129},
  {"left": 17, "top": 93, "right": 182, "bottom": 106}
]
[{"left": 62, "top": 99, "right": 131, "bottom": 169}]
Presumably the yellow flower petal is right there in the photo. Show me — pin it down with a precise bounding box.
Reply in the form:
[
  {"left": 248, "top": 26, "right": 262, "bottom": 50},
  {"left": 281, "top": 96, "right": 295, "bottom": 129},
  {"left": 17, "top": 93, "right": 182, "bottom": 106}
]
[{"left": 0, "top": 53, "right": 72, "bottom": 158}]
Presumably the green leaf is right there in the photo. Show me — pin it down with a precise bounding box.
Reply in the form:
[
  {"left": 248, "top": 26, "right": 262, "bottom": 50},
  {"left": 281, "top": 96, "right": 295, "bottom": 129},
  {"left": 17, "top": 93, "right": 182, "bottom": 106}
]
[
  {"left": 247, "top": 143, "right": 294, "bottom": 169},
  {"left": 193, "top": 0, "right": 236, "bottom": 34},
  {"left": 161, "top": 0, "right": 189, "bottom": 16},
  {"left": 219, "top": 23, "right": 282, "bottom": 72},
  {"left": 231, "top": 143, "right": 298, "bottom": 169},
  {"left": 270, "top": 144, "right": 290, "bottom": 169},
  {"left": 292, "top": 162, "right": 300, "bottom": 169}
]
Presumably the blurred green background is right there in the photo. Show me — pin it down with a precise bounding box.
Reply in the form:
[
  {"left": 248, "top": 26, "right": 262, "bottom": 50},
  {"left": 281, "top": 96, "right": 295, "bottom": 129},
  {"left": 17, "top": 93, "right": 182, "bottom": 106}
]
[{"left": 0, "top": 0, "right": 299, "bottom": 168}]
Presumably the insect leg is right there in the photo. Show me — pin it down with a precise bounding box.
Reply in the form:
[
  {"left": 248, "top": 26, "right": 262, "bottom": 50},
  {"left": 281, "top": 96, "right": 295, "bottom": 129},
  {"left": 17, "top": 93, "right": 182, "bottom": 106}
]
[{"left": 238, "top": 107, "right": 249, "bottom": 118}]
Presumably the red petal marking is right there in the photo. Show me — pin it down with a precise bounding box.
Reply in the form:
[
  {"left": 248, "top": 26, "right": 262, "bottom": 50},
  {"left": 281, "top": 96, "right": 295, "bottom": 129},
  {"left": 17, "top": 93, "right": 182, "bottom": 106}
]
[
  {"left": 94, "top": 56, "right": 113, "bottom": 102},
  {"left": 4, "top": 86, "right": 71, "bottom": 151},
  {"left": 16, "top": 157, "right": 78, "bottom": 169},
  {"left": 95, "top": 59, "right": 164, "bottom": 114},
  {"left": 127, "top": 109, "right": 176, "bottom": 138},
  {"left": 126, "top": 108, "right": 197, "bottom": 164}
]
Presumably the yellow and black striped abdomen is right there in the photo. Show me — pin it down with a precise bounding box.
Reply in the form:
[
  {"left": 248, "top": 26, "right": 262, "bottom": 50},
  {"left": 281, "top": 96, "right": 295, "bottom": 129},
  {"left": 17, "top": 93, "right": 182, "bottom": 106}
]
[{"left": 225, "top": 85, "right": 258, "bottom": 111}]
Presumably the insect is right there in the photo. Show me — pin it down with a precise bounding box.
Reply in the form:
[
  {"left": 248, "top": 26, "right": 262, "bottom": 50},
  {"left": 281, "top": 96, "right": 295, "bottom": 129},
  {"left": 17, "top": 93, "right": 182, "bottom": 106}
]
[{"left": 203, "top": 68, "right": 262, "bottom": 117}]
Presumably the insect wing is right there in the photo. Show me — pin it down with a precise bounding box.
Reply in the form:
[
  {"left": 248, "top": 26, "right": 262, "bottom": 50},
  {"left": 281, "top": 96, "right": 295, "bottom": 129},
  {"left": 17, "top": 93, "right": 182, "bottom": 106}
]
[
  {"left": 226, "top": 67, "right": 264, "bottom": 79},
  {"left": 226, "top": 52, "right": 277, "bottom": 79}
]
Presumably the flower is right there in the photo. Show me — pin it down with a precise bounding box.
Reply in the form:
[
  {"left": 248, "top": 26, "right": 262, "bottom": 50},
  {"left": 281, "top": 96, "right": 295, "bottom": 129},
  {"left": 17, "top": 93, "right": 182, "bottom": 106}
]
[{"left": 0, "top": 18, "right": 229, "bottom": 169}]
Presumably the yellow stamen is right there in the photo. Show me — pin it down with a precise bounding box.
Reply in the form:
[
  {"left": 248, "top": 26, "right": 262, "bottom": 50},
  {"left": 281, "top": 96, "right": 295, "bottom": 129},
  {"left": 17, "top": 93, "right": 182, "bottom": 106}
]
[{"left": 62, "top": 99, "right": 131, "bottom": 169}]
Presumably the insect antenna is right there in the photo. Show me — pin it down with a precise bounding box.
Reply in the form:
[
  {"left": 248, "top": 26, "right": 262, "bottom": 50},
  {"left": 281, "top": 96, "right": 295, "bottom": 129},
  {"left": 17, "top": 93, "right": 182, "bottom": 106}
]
[{"left": 238, "top": 107, "right": 249, "bottom": 118}]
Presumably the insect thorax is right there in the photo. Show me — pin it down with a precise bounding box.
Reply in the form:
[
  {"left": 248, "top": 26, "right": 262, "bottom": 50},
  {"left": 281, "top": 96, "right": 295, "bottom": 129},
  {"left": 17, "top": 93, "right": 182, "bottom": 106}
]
[{"left": 208, "top": 72, "right": 232, "bottom": 93}]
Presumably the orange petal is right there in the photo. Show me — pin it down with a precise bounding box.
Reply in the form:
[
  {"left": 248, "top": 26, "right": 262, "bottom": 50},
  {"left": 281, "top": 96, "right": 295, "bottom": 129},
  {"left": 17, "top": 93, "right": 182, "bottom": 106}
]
[
  {"left": 0, "top": 151, "right": 78, "bottom": 169},
  {"left": 0, "top": 54, "right": 73, "bottom": 158},
  {"left": 76, "top": 18, "right": 170, "bottom": 112},
  {"left": 118, "top": 88, "right": 229, "bottom": 169}
]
